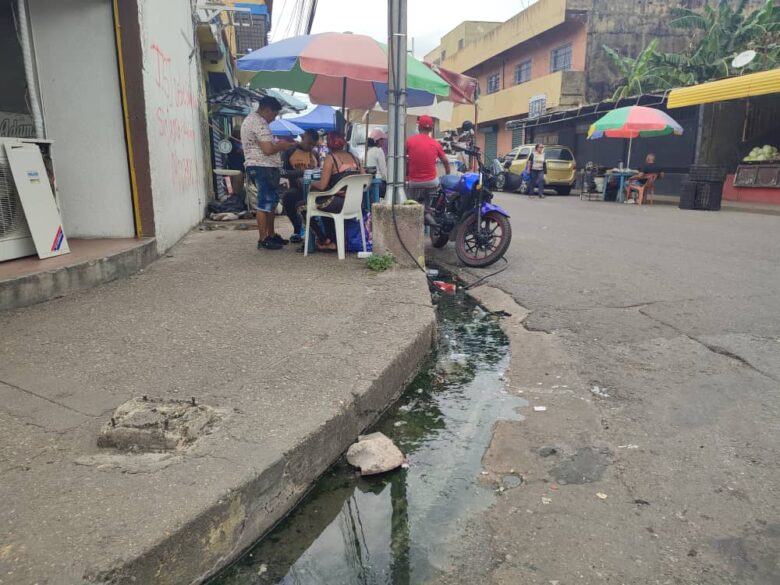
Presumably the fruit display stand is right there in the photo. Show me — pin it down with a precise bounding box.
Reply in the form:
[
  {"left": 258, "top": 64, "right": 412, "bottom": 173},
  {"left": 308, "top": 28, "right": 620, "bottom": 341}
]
[
  {"left": 721, "top": 144, "right": 780, "bottom": 204},
  {"left": 723, "top": 161, "right": 780, "bottom": 204}
]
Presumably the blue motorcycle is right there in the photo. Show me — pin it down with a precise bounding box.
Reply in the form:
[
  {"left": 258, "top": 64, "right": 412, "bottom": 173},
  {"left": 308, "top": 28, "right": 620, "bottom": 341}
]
[{"left": 429, "top": 145, "right": 512, "bottom": 267}]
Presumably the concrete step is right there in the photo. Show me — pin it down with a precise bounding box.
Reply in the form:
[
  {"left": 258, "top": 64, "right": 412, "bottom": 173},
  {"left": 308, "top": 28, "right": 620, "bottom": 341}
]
[{"left": 0, "top": 238, "right": 156, "bottom": 311}]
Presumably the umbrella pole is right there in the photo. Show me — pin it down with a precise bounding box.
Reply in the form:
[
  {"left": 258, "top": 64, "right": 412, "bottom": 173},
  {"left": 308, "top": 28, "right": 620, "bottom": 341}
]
[
  {"left": 627, "top": 136, "right": 633, "bottom": 169},
  {"left": 364, "top": 110, "right": 370, "bottom": 165},
  {"left": 341, "top": 78, "right": 347, "bottom": 133}
]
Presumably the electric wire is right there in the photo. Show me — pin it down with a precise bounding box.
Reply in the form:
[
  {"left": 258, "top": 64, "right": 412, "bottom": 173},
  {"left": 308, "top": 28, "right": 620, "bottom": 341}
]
[{"left": 463, "top": 256, "right": 510, "bottom": 290}]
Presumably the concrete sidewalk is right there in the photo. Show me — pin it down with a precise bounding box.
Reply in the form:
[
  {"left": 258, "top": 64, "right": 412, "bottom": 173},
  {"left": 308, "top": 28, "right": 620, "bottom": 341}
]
[{"left": 0, "top": 228, "right": 436, "bottom": 585}]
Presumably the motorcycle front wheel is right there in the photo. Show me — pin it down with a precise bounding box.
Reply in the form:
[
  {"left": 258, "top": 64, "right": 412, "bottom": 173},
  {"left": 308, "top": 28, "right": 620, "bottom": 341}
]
[{"left": 455, "top": 210, "right": 512, "bottom": 267}]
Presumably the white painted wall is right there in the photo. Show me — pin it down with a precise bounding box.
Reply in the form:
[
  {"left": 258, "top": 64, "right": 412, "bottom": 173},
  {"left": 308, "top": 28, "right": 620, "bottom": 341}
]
[
  {"left": 28, "top": 0, "right": 135, "bottom": 239},
  {"left": 138, "top": 0, "right": 208, "bottom": 252}
]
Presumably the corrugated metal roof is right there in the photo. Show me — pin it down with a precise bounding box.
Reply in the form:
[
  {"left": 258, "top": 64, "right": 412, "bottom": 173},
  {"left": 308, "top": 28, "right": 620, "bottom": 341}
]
[{"left": 667, "top": 68, "right": 780, "bottom": 109}]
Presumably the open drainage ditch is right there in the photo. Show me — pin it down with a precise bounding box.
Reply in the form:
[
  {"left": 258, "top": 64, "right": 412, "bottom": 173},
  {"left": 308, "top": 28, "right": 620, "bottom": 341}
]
[{"left": 210, "top": 276, "right": 525, "bottom": 585}]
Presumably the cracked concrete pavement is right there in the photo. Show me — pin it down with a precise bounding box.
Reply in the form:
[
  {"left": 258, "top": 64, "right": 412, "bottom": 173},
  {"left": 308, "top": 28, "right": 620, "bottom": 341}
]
[
  {"left": 430, "top": 196, "right": 780, "bottom": 584},
  {"left": 0, "top": 228, "right": 435, "bottom": 585}
]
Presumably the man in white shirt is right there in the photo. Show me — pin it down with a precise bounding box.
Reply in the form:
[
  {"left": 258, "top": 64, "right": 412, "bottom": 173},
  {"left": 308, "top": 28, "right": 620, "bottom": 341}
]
[{"left": 241, "top": 96, "right": 295, "bottom": 250}]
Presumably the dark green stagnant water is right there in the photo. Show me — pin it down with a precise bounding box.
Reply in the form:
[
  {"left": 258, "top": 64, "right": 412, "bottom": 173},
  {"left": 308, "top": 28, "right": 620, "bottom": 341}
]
[{"left": 210, "top": 281, "right": 524, "bottom": 585}]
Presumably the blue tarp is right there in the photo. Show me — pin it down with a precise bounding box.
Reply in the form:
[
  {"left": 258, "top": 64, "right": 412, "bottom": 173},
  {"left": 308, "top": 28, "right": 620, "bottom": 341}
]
[
  {"left": 286, "top": 105, "right": 338, "bottom": 131},
  {"left": 270, "top": 119, "right": 304, "bottom": 136},
  {"left": 235, "top": 3, "right": 268, "bottom": 16}
]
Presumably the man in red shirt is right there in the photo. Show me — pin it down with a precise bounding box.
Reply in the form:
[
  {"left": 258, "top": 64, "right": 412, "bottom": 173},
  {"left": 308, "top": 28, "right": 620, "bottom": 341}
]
[{"left": 406, "top": 115, "right": 450, "bottom": 224}]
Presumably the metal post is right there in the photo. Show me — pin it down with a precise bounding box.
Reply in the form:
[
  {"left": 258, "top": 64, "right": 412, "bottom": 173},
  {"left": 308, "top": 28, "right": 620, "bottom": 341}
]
[
  {"left": 17, "top": 0, "right": 45, "bottom": 138},
  {"left": 386, "top": 0, "right": 407, "bottom": 205},
  {"left": 340, "top": 77, "right": 348, "bottom": 134},
  {"left": 627, "top": 136, "right": 633, "bottom": 169}
]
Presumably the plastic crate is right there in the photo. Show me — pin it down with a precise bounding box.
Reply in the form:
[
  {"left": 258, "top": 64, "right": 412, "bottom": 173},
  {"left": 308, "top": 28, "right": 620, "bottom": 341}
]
[
  {"left": 694, "top": 181, "right": 723, "bottom": 211},
  {"left": 678, "top": 181, "right": 697, "bottom": 209},
  {"left": 688, "top": 165, "right": 728, "bottom": 182}
]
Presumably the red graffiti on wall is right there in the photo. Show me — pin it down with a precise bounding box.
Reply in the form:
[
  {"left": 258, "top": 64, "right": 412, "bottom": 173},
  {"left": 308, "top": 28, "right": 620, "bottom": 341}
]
[
  {"left": 149, "top": 42, "right": 199, "bottom": 190},
  {"left": 171, "top": 151, "right": 196, "bottom": 189}
]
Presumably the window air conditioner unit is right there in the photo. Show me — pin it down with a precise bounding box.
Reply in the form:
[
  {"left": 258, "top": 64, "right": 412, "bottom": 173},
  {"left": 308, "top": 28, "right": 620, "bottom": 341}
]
[{"left": 0, "top": 138, "right": 36, "bottom": 262}]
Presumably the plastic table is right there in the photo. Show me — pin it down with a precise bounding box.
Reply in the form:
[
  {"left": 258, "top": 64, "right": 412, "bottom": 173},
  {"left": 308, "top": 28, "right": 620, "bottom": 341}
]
[{"left": 602, "top": 170, "right": 637, "bottom": 203}]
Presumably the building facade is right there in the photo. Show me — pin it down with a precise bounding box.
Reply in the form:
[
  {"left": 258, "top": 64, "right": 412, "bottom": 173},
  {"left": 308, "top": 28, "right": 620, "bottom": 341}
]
[
  {"left": 424, "top": 0, "right": 731, "bottom": 162},
  {"left": 0, "top": 0, "right": 271, "bottom": 260}
]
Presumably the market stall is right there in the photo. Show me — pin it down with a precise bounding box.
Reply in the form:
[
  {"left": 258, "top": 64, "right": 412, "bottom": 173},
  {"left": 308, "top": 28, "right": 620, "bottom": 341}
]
[{"left": 668, "top": 68, "right": 780, "bottom": 207}]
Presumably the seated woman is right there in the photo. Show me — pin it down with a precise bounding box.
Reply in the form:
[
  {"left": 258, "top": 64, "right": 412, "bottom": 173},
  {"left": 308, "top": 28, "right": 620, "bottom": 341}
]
[
  {"left": 301, "top": 131, "right": 363, "bottom": 251},
  {"left": 280, "top": 129, "right": 320, "bottom": 243}
]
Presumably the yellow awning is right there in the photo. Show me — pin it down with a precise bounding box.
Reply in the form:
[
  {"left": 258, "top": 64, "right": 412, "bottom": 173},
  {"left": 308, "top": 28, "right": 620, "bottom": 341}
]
[{"left": 667, "top": 68, "right": 780, "bottom": 109}]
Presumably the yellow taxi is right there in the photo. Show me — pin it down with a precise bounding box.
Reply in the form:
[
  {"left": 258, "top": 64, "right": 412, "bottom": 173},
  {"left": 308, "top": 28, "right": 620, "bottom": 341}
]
[{"left": 508, "top": 144, "right": 577, "bottom": 195}]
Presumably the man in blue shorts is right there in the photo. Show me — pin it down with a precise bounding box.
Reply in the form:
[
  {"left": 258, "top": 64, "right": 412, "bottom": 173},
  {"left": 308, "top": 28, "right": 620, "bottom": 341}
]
[{"left": 241, "top": 96, "right": 295, "bottom": 250}]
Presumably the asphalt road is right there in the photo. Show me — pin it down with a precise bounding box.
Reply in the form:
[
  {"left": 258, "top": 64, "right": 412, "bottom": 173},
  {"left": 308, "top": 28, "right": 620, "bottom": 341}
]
[{"left": 430, "top": 195, "right": 780, "bottom": 585}]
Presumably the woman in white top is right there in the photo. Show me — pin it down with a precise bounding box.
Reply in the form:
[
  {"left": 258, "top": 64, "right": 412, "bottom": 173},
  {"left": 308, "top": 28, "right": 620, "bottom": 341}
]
[
  {"left": 525, "top": 143, "right": 547, "bottom": 198},
  {"left": 365, "top": 128, "right": 388, "bottom": 198}
]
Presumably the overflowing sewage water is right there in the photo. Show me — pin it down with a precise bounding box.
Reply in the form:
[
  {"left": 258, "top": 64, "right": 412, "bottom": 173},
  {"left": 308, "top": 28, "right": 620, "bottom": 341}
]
[{"left": 210, "top": 281, "right": 525, "bottom": 585}]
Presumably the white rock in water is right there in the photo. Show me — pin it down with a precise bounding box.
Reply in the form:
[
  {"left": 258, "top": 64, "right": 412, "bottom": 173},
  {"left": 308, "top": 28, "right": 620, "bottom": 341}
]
[{"left": 346, "top": 432, "right": 405, "bottom": 476}]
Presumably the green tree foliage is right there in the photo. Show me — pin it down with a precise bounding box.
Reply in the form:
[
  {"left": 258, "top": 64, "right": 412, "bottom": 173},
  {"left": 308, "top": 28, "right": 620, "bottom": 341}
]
[{"left": 603, "top": 0, "right": 780, "bottom": 98}]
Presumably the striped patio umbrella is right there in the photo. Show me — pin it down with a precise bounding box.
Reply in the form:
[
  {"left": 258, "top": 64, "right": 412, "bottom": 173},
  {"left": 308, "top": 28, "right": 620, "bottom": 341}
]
[
  {"left": 588, "top": 106, "right": 683, "bottom": 167},
  {"left": 237, "top": 32, "right": 451, "bottom": 110}
]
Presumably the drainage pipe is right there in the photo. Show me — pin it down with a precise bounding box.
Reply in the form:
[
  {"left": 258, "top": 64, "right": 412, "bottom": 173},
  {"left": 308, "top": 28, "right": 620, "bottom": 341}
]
[{"left": 16, "top": 0, "right": 45, "bottom": 139}]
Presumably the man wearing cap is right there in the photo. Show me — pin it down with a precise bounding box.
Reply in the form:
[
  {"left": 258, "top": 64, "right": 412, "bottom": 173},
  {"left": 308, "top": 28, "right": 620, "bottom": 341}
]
[{"left": 406, "top": 115, "right": 450, "bottom": 225}]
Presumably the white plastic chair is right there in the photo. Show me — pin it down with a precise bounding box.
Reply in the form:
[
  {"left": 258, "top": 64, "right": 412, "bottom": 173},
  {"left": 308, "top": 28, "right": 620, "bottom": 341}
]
[{"left": 304, "top": 174, "right": 371, "bottom": 260}]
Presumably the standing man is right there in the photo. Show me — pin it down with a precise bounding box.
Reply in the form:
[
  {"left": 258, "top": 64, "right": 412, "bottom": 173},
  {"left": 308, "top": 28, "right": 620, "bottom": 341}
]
[
  {"left": 406, "top": 115, "right": 450, "bottom": 225},
  {"left": 241, "top": 96, "right": 294, "bottom": 250}
]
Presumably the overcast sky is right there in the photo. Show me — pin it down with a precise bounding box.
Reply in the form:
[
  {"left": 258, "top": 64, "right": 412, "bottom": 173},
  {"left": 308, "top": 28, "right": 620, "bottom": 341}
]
[{"left": 271, "top": 0, "right": 534, "bottom": 58}]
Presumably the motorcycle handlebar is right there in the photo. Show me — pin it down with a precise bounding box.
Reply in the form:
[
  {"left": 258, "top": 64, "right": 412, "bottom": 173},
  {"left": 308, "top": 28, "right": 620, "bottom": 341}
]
[{"left": 452, "top": 143, "right": 482, "bottom": 158}]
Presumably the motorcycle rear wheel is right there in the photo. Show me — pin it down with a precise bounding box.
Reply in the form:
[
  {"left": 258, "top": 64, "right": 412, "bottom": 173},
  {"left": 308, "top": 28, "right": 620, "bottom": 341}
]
[{"left": 455, "top": 210, "right": 512, "bottom": 267}]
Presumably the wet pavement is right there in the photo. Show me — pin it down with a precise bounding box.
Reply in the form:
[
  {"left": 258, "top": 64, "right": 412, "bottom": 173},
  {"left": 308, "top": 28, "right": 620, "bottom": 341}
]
[
  {"left": 428, "top": 195, "right": 780, "bottom": 584},
  {"left": 211, "top": 281, "right": 526, "bottom": 585}
]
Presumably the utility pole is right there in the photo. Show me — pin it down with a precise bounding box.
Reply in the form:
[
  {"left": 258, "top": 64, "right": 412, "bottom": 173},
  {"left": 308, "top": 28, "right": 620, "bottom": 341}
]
[{"left": 386, "top": 0, "right": 407, "bottom": 205}]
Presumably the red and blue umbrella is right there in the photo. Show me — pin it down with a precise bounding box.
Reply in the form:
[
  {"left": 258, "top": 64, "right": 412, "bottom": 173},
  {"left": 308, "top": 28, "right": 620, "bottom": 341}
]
[{"left": 237, "top": 32, "right": 451, "bottom": 109}]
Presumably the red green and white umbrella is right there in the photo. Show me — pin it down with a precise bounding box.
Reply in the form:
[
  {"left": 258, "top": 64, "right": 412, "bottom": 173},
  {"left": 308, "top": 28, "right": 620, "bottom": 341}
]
[
  {"left": 237, "top": 32, "right": 451, "bottom": 109},
  {"left": 588, "top": 106, "right": 683, "bottom": 166}
]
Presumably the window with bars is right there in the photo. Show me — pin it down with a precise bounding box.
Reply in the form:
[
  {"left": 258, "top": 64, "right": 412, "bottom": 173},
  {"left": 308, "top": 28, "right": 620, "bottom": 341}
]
[
  {"left": 550, "top": 43, "right": 572, "bottom": 72},
  {"left": 235, "top": 12, "right": 267, "bottom": 55},
  {"left": 458, "top": 38, "right": 465, "bottom": 50},
  {"left": 514, "top": 60, "right": 531, "bottom": 85},
  {"left": 487, "top": 72, "right": 501, "bottom": 94}
]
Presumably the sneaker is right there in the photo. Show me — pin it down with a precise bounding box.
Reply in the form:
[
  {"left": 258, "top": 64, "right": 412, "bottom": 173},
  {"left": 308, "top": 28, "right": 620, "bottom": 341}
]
[
  {"left": 271, "top": 233, "right": 289, "bottom": 245},
  {"left": 258, "top": 237, "right": 283, "bottom": 250},
  {"left": 289, "top": 234, "right": 303, "bottom": 244}
]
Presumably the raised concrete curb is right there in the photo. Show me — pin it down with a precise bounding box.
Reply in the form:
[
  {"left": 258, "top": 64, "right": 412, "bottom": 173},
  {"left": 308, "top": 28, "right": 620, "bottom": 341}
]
[
  {"left": 0, "top": 238, "right": 157, "bottom": 311},
  {"left": 98, "top": 313, "right": 435, "bottom": 585},
  {"left": 0, "top": 229, "right": 436, "bottom": 585}
]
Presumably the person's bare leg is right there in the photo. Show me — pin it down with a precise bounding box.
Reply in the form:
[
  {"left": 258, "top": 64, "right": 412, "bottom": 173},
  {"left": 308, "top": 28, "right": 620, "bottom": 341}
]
[
  {"left": 266, "top": 211, "right": 275, "bottom": 239},
  {"left": 256, "top": 210, "right": 270, "bottom": 241}
]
